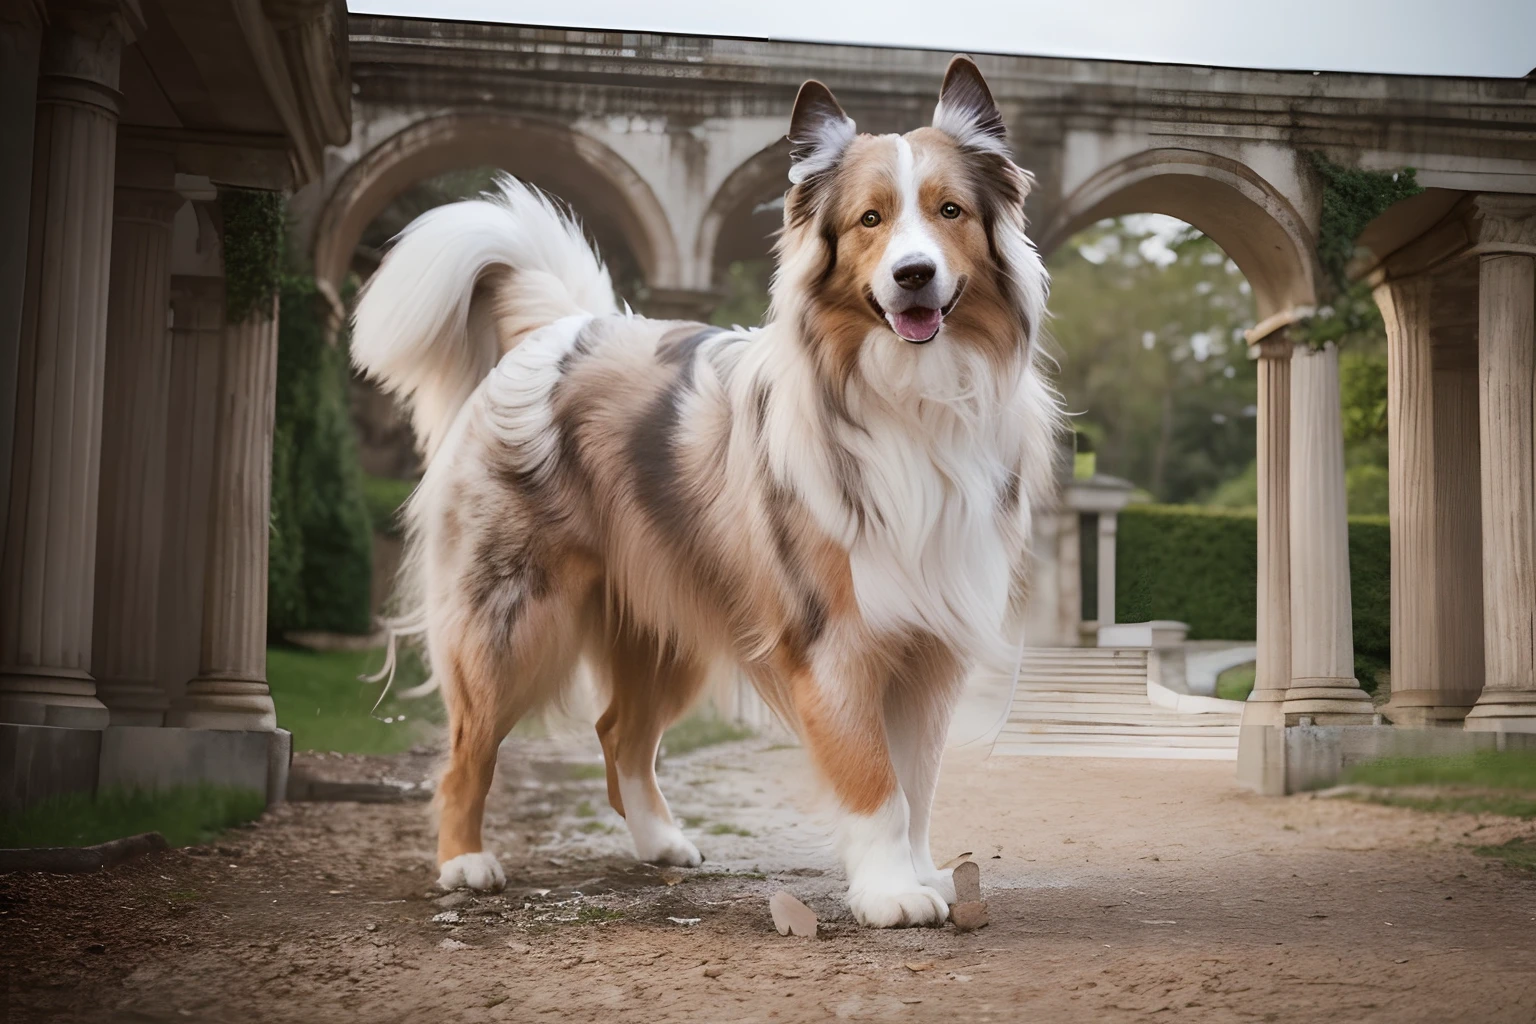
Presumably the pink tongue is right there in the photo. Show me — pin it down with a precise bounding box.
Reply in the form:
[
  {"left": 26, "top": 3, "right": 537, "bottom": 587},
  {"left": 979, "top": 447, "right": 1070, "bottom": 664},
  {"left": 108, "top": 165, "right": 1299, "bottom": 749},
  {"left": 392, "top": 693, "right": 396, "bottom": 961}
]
[{"left": 891, "top": 307, "right": 943, "bottom": 341}]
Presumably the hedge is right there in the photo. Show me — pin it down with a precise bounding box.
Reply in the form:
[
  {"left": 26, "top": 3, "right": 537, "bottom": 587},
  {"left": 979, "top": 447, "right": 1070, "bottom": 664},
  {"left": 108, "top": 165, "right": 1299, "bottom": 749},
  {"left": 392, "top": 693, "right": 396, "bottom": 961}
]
[
  {"left": 1115, "top": 504, "right": 1390, "bottom": 690},
  {"left": 362, "top": 474, "right": 417, "bottom": 538},
  {"left": 267, "top": 274, "right": 374, "bottom": 636}
]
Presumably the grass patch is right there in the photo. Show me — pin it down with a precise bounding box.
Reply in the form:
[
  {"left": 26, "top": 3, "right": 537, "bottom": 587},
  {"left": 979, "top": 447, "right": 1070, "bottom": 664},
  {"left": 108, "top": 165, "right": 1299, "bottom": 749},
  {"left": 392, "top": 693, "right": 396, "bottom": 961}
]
[
  {"left": 706, "top": 823, "right": 752, "bottom": 837},
  {"left": 267, "top": 645, "right": 441, "bottom": 754},
  {"left": 1356, "top": 792, "right": 1536, "bottom": 819},
  {"left": 566, "top": 763, "right": 607, "bottom": 781},
  {"left": 1215, "top": 662, "right": 1256, "bottom": 702},
  {"left": 1474, "top": 837, "right": 1536, "bottom": 873},
  {"left": 1343, "top": 751, "right": 1536, "bottom": 791},
  {"left": 361, "top": 474, "right": 417, "bottom": 536},
  {"left": 0, "top": 785, "right": 264, "bottom": 849},
  {"left": 573, "top": 800, "right": 597, "bottom": 818},
  {"left": 573, "top": 905, "right": 624, "bottom": 924},
  {"left": 661, "top": 711, "right": 753, "bottom": 758},
  {"left": 576, "top": 821, "right": 614, "bottom": 834}
]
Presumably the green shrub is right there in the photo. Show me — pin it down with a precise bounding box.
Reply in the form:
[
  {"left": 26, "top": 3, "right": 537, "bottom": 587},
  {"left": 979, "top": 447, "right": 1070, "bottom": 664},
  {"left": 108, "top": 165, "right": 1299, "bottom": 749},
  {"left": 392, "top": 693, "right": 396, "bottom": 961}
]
[
  {"left": 268, "top": 275, "right": 373, "bottom": 636},
  {"left": 1116, "top": 504, "right": 1390, "bottom": 688},
  {"left": 0, "top": 785, "right": 265, "bottom": 849}
]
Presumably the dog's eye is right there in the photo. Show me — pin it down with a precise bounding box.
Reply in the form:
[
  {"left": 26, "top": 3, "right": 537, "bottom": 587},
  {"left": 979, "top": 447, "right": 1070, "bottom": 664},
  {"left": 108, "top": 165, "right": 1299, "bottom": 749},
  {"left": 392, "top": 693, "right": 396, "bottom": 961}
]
[
  {"left": 860, "top": 210, "right": 882, "bottom": 228},
  {"left": 940, "top": 202, "right": 962, "bottom": 219}
]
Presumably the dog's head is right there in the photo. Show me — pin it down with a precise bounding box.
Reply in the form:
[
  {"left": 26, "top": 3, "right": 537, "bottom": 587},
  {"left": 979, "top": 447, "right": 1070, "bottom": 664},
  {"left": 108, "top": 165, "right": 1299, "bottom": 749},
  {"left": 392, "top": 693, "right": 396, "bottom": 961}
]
[{"left": 773, "top": 56, "right": 1046, "bottom": 394}]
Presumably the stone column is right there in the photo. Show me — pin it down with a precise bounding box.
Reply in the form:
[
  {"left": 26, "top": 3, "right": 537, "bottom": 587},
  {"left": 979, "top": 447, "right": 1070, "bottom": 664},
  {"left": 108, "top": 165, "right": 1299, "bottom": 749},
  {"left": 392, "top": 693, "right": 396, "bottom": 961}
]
[
  {"left": 1465, "top": 250, "right": 1536, "bottom": 733},
  {"left": 1096, "top": 511, "right": 1117, "bottom": 627},
  {"left": 155, "top": 273, "right": 224, "bottom": 707},
  {"left": 1283, "top": 341, "right": 1374, "bottom": 723},
  {"left": 92, "top": 145, "right": 183, "bottom": 725},
  {"left": 1056, "top": 510, "right": 1082, "bottom": 646},
  {"left": 167, "top": 296, "right": 280, "bottom": 731},
  {"left": 0, "top": 7, "right": 128, "bottom": 729},
  {"left": 0, "top": 13, "right": 43, "bottom": 545},
  {"left": 1238, "top": 333, "right": 1294, "bottom": 790},
  {"left": 1378, "top": 271, "right": 1485, "bottom": 725},
  {"left": 1241, "top": 335, "right": 1292, "bottom": 725}
]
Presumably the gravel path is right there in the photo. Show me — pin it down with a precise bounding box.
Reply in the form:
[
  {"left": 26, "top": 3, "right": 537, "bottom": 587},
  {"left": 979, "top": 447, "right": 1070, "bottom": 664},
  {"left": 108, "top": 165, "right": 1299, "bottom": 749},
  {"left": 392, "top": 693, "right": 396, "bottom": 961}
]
[{"left": 4, "top": 728, "right": 1534, "bottom": 1023}]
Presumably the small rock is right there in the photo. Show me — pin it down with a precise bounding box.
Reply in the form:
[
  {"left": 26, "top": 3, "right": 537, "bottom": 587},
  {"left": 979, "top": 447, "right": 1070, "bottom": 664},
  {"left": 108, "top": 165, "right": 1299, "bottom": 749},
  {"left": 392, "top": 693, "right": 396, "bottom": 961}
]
[
  {"left": 769, "top": 891, "right": 817, "bottom": 938},
  {"left": 505, "top": 942, "right": 531, "bottom": 954},
  {"left": 431, "top": 910, "right": 462, "bottom": 924},
  {"left": 667, "top": 917, "right": 701, "bottom": 926},
  {"left": 438, "top": 938, "right": 469, "bottom": 951},
  {"left": 938, "top": 852, "right": 974, "bottom": 871},
  {"left": 85, "top": 942, "right": 106, "bottom": 954},
  {"left": 435, "top": 891, "right": 470, "bottom": 909},
  {"left": 703, "top": 966, "right": 724, "bottom": 978},
  {"left": 659, "top": 868, "right": 685, "bottom": 886},
  {"left": 951, "top": 901, "right": 990, "bottom": 932},
  {"left": 905, "top": 962, "right": 934, "bottom": 972},
  {"left": 952, "top": 860, "right": 981, "bottom": 904},
  {"left": 364, "top": 923, "right": 377, "bottom": 933}
]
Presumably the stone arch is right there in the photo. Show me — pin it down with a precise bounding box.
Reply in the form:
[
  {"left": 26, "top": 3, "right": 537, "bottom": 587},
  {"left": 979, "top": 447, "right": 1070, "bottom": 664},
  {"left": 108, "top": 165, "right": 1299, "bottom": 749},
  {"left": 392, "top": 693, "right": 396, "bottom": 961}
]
[
  {"left": 695, "top": 137, "right": 792, "bottom": 285},
  {"left": 1037, "top": 148, "right": 1317, "bottom": 320},
  {"left": 312, "top": 110, "right": 682, "bottom": 297}
]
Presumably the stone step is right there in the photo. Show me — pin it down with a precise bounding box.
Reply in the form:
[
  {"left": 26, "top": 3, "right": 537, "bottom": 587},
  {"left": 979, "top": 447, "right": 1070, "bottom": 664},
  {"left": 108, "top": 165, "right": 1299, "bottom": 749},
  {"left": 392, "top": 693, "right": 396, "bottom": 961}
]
[
  {"left": 991, "top": 741, "right": 1238, "bottom": 761},
  {"left": 995, "top": 724, "right": 1234, "bottom": 739},
  {"left": 1014, "top": 684, "right": 1150, "bottom": 697},
  {"left": 1008, "top": 705, "right": 1240, "bottom": 727}
]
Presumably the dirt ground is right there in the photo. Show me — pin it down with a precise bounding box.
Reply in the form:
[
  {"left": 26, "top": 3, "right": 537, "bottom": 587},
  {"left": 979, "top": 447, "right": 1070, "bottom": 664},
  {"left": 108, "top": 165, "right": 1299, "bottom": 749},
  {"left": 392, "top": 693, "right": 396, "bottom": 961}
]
[{"left": 4, "top": 729, "right": 1535, "bottom": 1024}]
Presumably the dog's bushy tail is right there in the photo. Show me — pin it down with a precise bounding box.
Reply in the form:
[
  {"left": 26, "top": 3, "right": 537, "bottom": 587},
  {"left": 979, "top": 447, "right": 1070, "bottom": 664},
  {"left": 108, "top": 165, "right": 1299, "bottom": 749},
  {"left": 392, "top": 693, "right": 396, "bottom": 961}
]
[{"left": 351, "top": 175, "right": 619, "bottom": 460}]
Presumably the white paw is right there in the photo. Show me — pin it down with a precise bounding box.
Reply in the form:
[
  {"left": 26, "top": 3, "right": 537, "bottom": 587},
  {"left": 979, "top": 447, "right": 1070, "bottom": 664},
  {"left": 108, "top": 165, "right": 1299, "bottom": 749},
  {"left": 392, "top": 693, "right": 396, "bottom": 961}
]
[
  {"left": 847, "top": 882, "right": 950, "bottom": 928},
  {"left": 437, "top": 851, "right": 506, "bottom": 891},
  {"left": 632, "top": 825, "right": 703, "bottom": 867},
  {"left": 917, "top": 867, "right": 957, "bottom": 905}
]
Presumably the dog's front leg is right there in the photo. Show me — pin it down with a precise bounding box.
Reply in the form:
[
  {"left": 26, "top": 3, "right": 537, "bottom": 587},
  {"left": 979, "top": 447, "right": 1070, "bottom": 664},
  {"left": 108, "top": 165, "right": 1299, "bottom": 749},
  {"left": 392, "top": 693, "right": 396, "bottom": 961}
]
[{"left": 790, "top": 653, "right": 949, "bottom": 928}]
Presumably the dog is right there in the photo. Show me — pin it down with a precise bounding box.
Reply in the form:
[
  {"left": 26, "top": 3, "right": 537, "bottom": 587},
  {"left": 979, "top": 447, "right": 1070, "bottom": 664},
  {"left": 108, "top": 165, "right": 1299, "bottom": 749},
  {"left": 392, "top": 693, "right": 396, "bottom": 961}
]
[{"left": 350, "top": 55, "right": 1061, "bottom": 928}]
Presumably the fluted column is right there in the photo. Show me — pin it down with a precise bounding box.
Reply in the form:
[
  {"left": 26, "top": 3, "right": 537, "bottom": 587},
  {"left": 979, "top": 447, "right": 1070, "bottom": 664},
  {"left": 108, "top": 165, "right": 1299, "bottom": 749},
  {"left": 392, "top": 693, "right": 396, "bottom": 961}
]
[
  {"left": 1378, "top": 272, "right": 1485, "bottom": 725},
  {"left": 167, "top": 296, "right": 280, "bottom": 731},
  {"left": 155, "top": 273, "right": 224, "bottom": 708},
  {"left": 0, "top": 7, "right": 128, "bottom": 729},
  {"left": 1243, "top": 335, "right": 1293, "bottom": 720},
  {"left": 92, "top": 146, "right": 183, "bottom": 725},
  {"left": 1283, "top": 341, "right": 1373, "bottom": 722},
  {"left": 1466, "top": 250, "right": 1536, "bottom": 732}
]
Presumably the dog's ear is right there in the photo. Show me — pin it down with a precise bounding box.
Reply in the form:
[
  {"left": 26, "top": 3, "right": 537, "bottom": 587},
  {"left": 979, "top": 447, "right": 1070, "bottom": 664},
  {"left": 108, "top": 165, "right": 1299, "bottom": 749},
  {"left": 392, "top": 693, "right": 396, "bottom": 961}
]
[
  {"left": 787, "top": 80, "right": 856, "bottom": 185},
  {"left": 933, "top": 55, "right": 1008, "bottom": 155}
]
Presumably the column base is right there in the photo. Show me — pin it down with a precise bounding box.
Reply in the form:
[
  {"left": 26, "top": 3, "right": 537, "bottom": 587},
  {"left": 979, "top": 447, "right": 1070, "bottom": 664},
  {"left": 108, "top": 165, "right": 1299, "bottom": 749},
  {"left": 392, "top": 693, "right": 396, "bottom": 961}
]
[
  {"left": 1382, "top": 688, "right": 1480, "bottom": 727},
  {"left": 167, "top": 678, "right": 276, "bottom": 731},
  {"left": 99, "top": 725, "right": 291, "bottom": 806},
  {"left": 95, "top": 680, "right": 170, "bottom": 727},
  {"left": 1236, "top": 692, "right": 1287, "bottom": 794},
  {"left": 1281, "top": 678, "right": 1376, "bottom": 724},
  {"left": 1464, "top": 692, "right": 1536, "bottom": 734},
  {"left": 637, "top": 287, "right": 723, "bottom": 322},
  {"left": 0, "top": 670, "right": 110, "bottom": 729}
]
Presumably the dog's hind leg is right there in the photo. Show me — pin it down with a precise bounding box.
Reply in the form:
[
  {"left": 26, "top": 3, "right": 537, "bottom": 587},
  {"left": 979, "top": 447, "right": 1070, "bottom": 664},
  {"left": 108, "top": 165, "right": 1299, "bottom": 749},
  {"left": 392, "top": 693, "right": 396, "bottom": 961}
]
[
  {"left": 434, "top": 551, "right": 598, "bottom": 890},
  {"left": 592, "top": 621, "right": 709, "bottom": 866}
]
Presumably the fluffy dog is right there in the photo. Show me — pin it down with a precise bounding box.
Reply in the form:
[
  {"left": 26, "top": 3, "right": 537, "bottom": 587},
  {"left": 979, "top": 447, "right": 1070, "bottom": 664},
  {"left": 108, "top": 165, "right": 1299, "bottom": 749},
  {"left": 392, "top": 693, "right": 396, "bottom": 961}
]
[{"left": 350, "top": 55, "right": 1060, "bottom": 927}]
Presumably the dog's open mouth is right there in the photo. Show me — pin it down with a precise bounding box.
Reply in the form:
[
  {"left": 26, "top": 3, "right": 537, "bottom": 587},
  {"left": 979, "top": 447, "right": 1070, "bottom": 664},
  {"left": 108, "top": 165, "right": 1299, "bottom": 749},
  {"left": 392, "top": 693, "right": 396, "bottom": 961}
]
[{"left": 872, "top": 279, "right": 968, "bottom": 344}]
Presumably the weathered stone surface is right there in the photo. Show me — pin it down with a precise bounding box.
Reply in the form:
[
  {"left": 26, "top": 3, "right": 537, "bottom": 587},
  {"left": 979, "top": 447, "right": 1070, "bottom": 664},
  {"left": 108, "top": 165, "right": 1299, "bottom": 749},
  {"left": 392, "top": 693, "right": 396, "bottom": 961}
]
[
  {"left": 951, "top": 901, "right": 990, "bottom": 932},
  {"left": 769, "top": 890, "right": 817, "bottom": 938},
  {"left": 952, "top": 860, "right": 981, "bottom": 904}
]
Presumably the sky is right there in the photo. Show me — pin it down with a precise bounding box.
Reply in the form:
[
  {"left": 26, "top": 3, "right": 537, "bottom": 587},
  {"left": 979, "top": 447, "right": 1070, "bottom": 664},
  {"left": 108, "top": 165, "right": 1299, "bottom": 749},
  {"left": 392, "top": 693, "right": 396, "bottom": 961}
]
[{"left": 349, "top": 0, "right": 1536, "bottom": 78}]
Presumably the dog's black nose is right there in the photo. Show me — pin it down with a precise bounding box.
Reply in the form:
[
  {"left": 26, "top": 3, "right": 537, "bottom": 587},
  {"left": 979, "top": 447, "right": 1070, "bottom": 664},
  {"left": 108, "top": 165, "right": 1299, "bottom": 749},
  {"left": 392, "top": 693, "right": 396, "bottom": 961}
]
[{"left": 893, "top": 258, "right": 935, "bottom": 291}]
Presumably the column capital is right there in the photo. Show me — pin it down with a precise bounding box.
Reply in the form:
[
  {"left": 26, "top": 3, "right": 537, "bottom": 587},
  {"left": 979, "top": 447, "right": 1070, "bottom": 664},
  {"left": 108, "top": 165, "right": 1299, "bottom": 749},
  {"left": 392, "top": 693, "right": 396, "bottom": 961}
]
[{"left": 1468, "top": 194, "right": 1536, "bottom": 255}]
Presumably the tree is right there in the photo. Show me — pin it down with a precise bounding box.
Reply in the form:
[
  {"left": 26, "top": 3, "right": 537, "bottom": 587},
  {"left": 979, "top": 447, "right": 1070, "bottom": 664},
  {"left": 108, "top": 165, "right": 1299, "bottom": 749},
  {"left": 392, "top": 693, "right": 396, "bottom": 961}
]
[{"left": 1045, "top": 216, "right": 1259, "bottom": 504}]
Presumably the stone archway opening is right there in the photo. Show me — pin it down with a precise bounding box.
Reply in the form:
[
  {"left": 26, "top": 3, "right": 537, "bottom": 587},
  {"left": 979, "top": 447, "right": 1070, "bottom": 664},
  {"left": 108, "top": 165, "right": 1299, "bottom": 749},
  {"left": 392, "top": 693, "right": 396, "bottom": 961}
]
[
  {"left": 312, "top": 111, "right": 683, "bottom": 312},
  {"left": 696, "top": 139, "right": 792, "bottom": 328}
]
